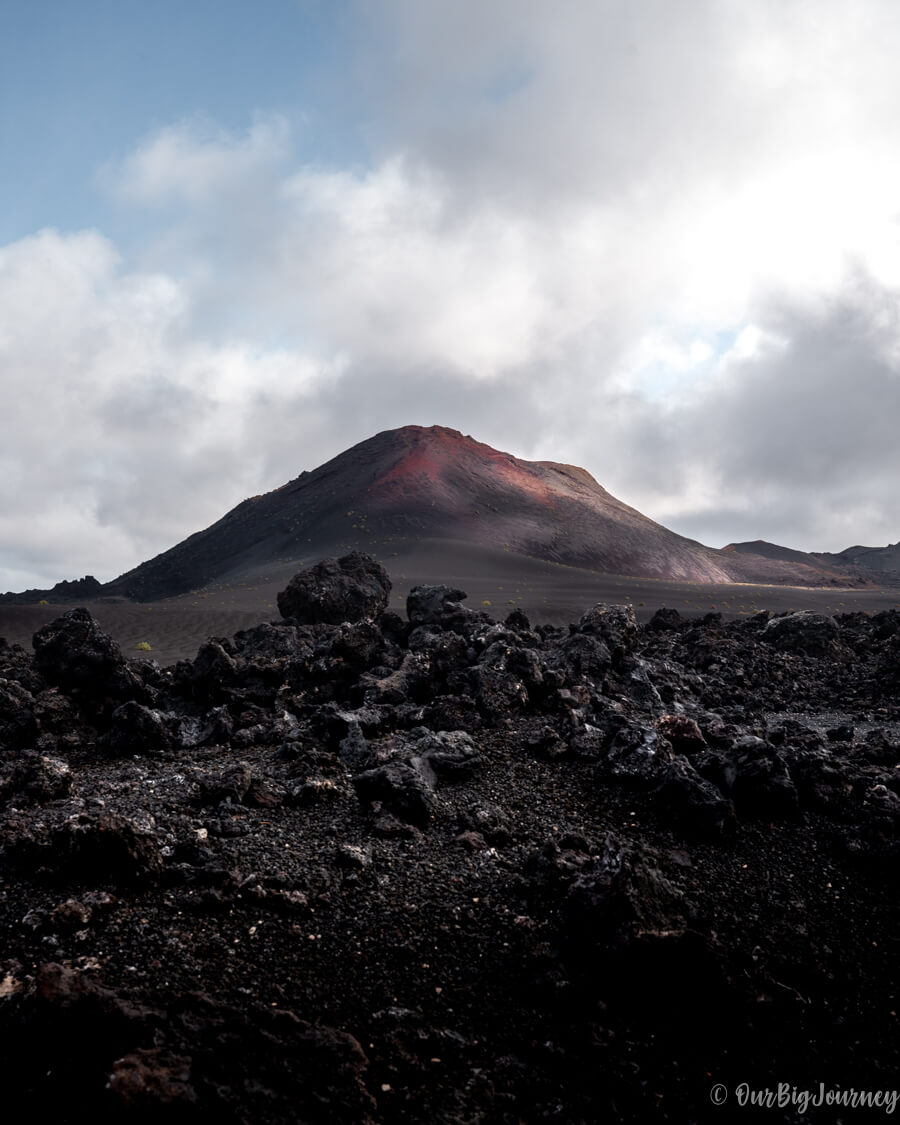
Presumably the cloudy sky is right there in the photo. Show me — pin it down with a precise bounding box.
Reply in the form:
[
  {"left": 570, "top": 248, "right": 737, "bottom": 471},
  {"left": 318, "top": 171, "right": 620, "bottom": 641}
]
[{"left": 3, "top": 0, "right": 900, "bottom": 589}]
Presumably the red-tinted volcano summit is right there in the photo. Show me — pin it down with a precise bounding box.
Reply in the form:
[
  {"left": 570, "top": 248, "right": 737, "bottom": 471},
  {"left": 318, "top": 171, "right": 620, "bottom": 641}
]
[{"left": 104, "top": 425, "right": 854, "bottom": 600}]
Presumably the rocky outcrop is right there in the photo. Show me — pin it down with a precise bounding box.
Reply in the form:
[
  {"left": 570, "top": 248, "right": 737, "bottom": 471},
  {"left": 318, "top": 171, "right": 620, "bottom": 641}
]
[
  {"left": 762, "top": 609, "right": 842, "bottom": 656},
  {"left": 32, "top": 607, "right": 146, "bottom": 717},
  {"left": 277, "top": 551, "right": 391, "bottom": 625}
]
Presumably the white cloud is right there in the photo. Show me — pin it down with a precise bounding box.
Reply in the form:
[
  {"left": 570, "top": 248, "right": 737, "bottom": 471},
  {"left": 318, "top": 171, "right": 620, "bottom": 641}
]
[
  {"left": 106, "top": 115, "right": 292, "bottom": 207},
  {"left": 0, "top": 228, "right": 332, "bottom": 588},
  {"left": 631, "top": 282, "right": 900, "bottom": 550}
]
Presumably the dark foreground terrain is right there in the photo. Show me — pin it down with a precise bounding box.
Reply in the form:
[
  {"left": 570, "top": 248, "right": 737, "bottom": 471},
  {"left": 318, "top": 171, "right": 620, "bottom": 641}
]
[{"left": 0, "top": 552, "right": 898, "bottom": 1123}]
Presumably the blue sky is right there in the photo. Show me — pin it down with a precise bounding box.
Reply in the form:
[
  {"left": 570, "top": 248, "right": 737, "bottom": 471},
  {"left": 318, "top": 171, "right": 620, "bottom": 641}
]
[
  {"left": 3, "top": 0, "right": 900, "bottom": 588},
  {"left": 0, "top": 1, "right": 357, "bottom": 245}
]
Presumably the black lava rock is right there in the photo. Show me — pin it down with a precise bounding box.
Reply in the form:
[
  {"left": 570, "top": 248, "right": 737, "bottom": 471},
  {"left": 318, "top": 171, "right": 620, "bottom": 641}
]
[{"left": 277, "top": 552, "right": 391, "bottom": 625}]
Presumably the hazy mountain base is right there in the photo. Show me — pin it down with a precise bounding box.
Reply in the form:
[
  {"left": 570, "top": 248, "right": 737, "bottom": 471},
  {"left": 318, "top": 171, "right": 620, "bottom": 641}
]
[{"left": 0, "top": 561, "right": 897, "bottom": 1123}]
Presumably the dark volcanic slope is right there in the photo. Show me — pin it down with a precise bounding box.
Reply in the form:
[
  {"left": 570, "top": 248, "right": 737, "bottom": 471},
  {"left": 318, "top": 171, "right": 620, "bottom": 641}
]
[
  {"left": 726, "top": 539, "right": 900, "bottom": 586},
  {"left": 105, "top": 426, "right": 850, "bottom": 601},
  {"left": 723, "top": 539, "right": 856, "bottom": 578},
  {"left": 825, "top": 541, "right": 900, "bottom": 579},
  {"left": 0, "top": 576, "right": 103, "bottom": 607},
  {"left": 723, "top": 539, "right": 834, "bottom": 567}
]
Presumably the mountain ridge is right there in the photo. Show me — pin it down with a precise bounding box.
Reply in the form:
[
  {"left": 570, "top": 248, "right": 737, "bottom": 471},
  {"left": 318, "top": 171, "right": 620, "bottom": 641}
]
[
  {"left": 98, "top": 425, "right": 871, "bottom": 601},
  {"left": 2, "top": 425, "right": 889, "bottom": 603}
]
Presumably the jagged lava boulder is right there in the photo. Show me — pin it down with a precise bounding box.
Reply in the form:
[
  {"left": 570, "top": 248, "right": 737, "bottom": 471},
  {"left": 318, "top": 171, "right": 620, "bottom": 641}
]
[
  {"left": 406, "top": 584, "right": 492, "bottom": 632},
  {"left": 277, "top": 552, "right": 391, "bottom": 625},
  {"left": 407, "top": 584, "right": 469, "bottom": 626},
  {"left": 762, "top": 610, "right": 841, "bottom": 657},
  {"left": 31, "top": 606, "right": 144, "bottom": 707}
]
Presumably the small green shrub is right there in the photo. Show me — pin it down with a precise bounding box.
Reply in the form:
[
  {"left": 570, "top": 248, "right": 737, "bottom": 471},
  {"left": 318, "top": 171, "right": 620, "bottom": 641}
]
[
  {"left": 136, "top": 641, "right": 152, "bottom": 652},
  {"left": 38, "top": 599, "right": 49, "bottom": 606}
]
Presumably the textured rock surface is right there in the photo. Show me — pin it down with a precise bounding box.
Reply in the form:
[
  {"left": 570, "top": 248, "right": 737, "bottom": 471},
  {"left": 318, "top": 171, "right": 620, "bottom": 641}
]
[
  {"left": 0, "top": 583, "right": 898, "bottom": 1122},
  {"left": 32, "top": 607, "right": 140, "bottom": 708},
  {"left": 277, "top": 552, "right": 391, "bottom": 625},
  {"left": 762, "top": 610, "right": 842, "bottom": 656}
]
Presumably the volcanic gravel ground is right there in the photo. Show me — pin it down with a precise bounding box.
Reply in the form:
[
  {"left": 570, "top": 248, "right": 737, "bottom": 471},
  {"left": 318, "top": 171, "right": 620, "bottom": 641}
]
[{"left": 0, "top": 554, "right": 898, "bottom": 1123}]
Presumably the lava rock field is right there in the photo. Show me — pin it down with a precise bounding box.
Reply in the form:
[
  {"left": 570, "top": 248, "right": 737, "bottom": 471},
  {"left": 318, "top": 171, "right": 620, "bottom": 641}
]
[{"left": 0, "top": 552, "right": 898, "bottom": 1123}]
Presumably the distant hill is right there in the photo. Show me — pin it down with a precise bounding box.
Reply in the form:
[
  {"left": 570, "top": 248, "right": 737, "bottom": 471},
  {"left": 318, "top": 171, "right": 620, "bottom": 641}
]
[
  {"left": 725, "top": 539, "right": 897, "bottom": 586},
  {"left": 823, "top": 542, "right": 900, "bottom": 580},
  {"left": 722, "top": 539, "right": 858, "bottom": 577},
  {"left": 722, "top": 539, "right": 829, "bottom": 567},
  {"left": 0, "top": 575, "right": 103, "bottom": 607},
  {"left": 98, "top": 425, "right": 865, "bottom": 601}
]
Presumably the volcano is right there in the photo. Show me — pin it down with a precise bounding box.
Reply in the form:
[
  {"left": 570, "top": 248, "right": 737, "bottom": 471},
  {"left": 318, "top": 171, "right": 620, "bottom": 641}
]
[{"left": 100, "top": 425, "right": 858, "bottom": 602}]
